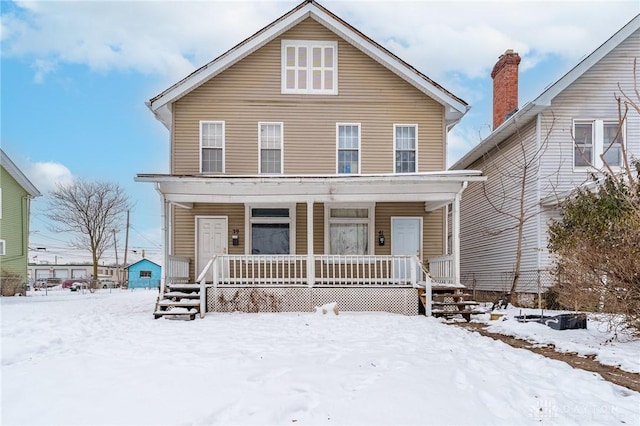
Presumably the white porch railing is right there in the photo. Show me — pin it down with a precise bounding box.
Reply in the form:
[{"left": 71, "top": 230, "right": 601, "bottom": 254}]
[
  {"left": 428, "top": 255, "right": 454, "bottom": 285},
  {"left": 192, "top": 254, "right": 442, "bottom": 317},
  {"left": 163, "top": 255, "right": 190, "bottom": 293},
  {"left": 194, "top": 254, "right": 451, "bottom": 288}
]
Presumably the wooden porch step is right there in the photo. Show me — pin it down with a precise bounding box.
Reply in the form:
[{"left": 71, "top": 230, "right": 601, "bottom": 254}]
[
  {"left": 166, "top": 283, "right": 200, "bottom": 291},
  {"left": 157, "top": 300, "right": 201, "bottom": 308},
  {"left": 154, "top": 308, "right": 197, "bottom": 320},
  {"left": 432, "top": 301, "right": 479, "bottom": 307},
  {"left": 164, "top": 291, "right": 200, "bottom": 299}
]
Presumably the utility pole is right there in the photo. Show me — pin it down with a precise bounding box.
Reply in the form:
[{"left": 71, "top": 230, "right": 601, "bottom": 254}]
[
  {"left": 123, "top": 210, "right": 130, "bottom": 287},
  {"left": 113, "top": 229, "right": 119, "bottom": 287}
]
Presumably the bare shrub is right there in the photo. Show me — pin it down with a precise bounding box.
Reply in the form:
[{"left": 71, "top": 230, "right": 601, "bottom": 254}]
[{"left": 1, "top": 270, "right": 26, "bottom": 296}]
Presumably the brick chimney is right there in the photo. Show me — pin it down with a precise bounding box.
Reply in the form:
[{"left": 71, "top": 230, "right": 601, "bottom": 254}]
[{"left": 491, "top": 49, "right": 521, "bottom": 129}]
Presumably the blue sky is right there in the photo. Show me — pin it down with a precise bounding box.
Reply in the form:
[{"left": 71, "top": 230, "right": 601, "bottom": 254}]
[{"left": 2, "top": 0, "right": 638, "bottom": 266}]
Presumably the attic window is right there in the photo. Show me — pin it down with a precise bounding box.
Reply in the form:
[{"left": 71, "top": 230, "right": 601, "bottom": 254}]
[{"left": 282, "top": 40, "right": 337, "bottom": 95}]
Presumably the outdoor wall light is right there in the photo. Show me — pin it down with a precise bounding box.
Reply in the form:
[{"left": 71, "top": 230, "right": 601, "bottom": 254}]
[
  {"left": 378, "top": 230, "right": 385, "bottom": 246},
  {"left": 232, "top": 229, "right": 240, "bottom": 246}
]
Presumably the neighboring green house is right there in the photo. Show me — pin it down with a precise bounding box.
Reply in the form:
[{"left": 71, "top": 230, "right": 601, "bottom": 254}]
[{"left": 1, "top": 149, "right": 41, "bottom": 295}]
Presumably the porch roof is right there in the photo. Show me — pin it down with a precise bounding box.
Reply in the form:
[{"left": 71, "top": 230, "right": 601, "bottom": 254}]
[{"left": 135, "top": 171, "right": 485, "bottom": 209}]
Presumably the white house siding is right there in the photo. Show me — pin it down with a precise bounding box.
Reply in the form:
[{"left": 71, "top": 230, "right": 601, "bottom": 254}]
[
  {"left": 459, "top": 120, "right": 541, "bottom": 293},
  {"left": 536, "top": 27, "right": 640, "bottom": 273}
]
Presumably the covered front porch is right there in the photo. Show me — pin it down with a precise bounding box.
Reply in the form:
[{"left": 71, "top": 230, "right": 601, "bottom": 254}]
[{"left": 137, "top": 172, "right": 485, "bottom": 316}]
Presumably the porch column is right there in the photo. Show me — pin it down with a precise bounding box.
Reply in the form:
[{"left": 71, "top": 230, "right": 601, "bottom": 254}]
[
  {"left": 306, "top": 201, "right": 315, "bottom": 286},
  {"left": 452, "top": 186, "right": 464, "bottom": 286}
]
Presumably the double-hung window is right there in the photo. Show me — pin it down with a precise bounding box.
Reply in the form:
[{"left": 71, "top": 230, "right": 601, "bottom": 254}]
[
  {"left": 337, "top": 124, "right": 360, "bottom": 174},
  {"left": 394, "top": 124, "right": 417, "bottom": 173},
  {"left": 200, "top": 121, "right": 224, "bottom": 173},
  {"left": 248, "top": 206, "right": 294, "bottom": 254},
  {"left": 259, "top": 122, "right": 283, "bottom": 174},
  {"left": 574, "top": 119, "right": 624, "bottom": 169},
  {"left": 282, "top": 40, "right": 337, "bottom": 94},
  {"left": 602, "top": 122, "right": 623, "bottom": 167},
  {"left": 326, "top": 205, "right": 373, "bottom": 255}
]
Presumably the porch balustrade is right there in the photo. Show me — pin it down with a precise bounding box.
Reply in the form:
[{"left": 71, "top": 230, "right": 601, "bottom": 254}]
[
  {"left": 197, "top": 254, "right": 431, "bottom": 288},
  {"left": 427, "top": 255, "right": 454, "bottom": 284}
]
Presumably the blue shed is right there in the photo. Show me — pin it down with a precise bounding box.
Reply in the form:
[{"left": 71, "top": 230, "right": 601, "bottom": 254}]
[{"left": 126, "top": 259, "right": 161, "bottom": 289}]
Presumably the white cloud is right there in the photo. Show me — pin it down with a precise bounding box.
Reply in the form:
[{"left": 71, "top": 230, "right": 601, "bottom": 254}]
[
  {"left": 27, "top": 161, "right": 74, "bottom": 193},
  {"left": 2, "top": 1, "right": 637, "bottom": 86}
]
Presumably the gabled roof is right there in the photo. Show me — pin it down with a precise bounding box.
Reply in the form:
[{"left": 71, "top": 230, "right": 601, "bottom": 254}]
[
  {"left": 451, "top": 13, "right": 640, "bottom": 171},
  {"left": 125, "top": 258, "right": 161, "bottom": 270},
  {"left": 148, "top": 0, "right": 469, "bottom": 130},
  {"left": 0, "top": 148, "right": 41, "bottom": 197}
]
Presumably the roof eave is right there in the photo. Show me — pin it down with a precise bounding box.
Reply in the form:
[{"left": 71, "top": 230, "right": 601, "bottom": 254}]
[
  {"left": 147, "top": 0, "right": 469, "bottom": 131},
  {"left": 0, "top": 149, "right": 42, "bottom": 197}
]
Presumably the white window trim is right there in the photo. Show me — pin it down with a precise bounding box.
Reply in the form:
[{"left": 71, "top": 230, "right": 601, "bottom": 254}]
[
  {"left": 0, "top": 239, "right": 5, "bottom": 256},
  {"left": 244, "top": 204, "right": 296, "bottom": 255},
  {"left": 573, "top": 119, "right": 625, "bottom": 171},
  {"left": 281, "top": 40, "right": 338, "bottom": 95},
  {"left": 336, "top": 123, "right": 361, "bottom": 174},
  {"left": 393, "top": 124, "right": 419, "bottom": 173},
  {"left": 258, "top": 122, "right": 284, "bottom": 175},
  {"left": 323, "top": 203, "right": 375, "bottom": 255},
  {"left": 199, "top": 120, "right": 225, "bottom": 174}
]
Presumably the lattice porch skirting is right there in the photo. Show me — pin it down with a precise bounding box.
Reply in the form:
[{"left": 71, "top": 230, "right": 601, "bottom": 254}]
[{"left": 207, "top": 286, "right": 419, "bottom": 315}]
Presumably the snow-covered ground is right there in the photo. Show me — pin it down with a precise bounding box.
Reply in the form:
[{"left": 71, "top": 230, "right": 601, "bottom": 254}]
[
  {"left": 2, "top": 289, "right": 639, "bottom": 426},
  {"left": 473, "top": 307, "right": 640, "bottom": 374}
]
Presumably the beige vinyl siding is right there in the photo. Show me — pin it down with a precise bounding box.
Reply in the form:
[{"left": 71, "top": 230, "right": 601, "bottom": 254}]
[
  {"left": 459, "top": 120, "right": 540, "bottom": 292},
  {"left": 172, "top": 18, "right": 445, "bottom": 176},
  {"left": 374, "top": 202, "right": 444, "bottom": 261},
  {"left": 173, "top": 203, "right": 245, "bottom": 279}
]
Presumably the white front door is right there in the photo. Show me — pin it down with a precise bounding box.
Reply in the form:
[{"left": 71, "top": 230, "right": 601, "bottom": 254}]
[
  {"left": 391, "top": 217, "right": 422, "bottom": 282},
  {"left": 196, "top": 216, "right": 228, "bottom": 282}
]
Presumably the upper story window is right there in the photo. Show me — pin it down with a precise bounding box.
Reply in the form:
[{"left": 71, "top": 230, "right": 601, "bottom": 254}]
[
  {"left": 200, "top": 121, "right": 224, "bottom": 173},
  {"left": 337, "top": 124, "right": 360, "bottom": 174},
  {"left": 282, "top": 40, "right": 337, "bottom": 95},
  {"left": 0, "top": 239, "right": 5, "bottom": 256},
  {"left": 259, "top": 122, "right": 283, "bottom": 174},
  {"left": 574, "top": 119, "right": 624, "bottom": 169},
  {"left": 394, "top": 124, "right": 417, "bottom": 173}
]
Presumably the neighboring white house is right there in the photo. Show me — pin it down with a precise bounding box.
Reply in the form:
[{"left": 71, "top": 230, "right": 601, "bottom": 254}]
[{"left": 451, "top": 14, "right": 640, "bottom": 297}]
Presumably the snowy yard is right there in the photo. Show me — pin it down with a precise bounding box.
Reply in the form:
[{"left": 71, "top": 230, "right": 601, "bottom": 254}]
[{"left": 1, "top": 290, "right": 639, "bottom": 425}]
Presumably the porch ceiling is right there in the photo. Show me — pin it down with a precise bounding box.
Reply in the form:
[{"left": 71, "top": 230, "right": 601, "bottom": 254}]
[{"left": 136, "top": 172, "right": 485, "bottom": 205}]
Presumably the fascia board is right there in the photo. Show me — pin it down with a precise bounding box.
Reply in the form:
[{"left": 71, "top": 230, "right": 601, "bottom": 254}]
[
  {"left": 148, "top": 2, "right": 469, "bottom": 128},
  {"left": 0, "top": 150, "right": 41, "bottom": 197}
]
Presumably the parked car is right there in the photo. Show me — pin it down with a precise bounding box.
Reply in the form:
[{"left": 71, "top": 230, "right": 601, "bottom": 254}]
[
  {"left": 63, "top": 279, "right": 90, "bottom": 289},
  {"left": 99, "top": 279, "right": 120, "bottom": 289},
  {"left": 70, "top": 281, "right": 89, "bottom": 292},
  {"left": 34, "top": 277, "right": 62, "bottom": 290}
]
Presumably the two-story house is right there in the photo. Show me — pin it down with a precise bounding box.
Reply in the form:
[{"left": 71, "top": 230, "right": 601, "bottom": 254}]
[
  {"left": 137, "top": 0, "right": 484, "bottom": 316},
  {"left": 451, "top": 14, "right": 640, "bottom": 302},
  {"left": 1, "top": 148, "right": 41, "bottom": 295}
]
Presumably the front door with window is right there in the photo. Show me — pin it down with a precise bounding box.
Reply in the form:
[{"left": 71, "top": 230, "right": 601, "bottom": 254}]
[
  {"left": 196, "top": 216, "right": 228, "bottom": 282},
  {"left": 391, "top": 217, "right": 422, "bottom": 282}
]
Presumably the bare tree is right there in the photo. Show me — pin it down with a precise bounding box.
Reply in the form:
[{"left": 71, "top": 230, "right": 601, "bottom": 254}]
[
  {"left": 47, "top": 179, "right": 131, "bottom": 283},
  {"left": 481, "top": 113, "right": 559, "bottom": 304}
]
